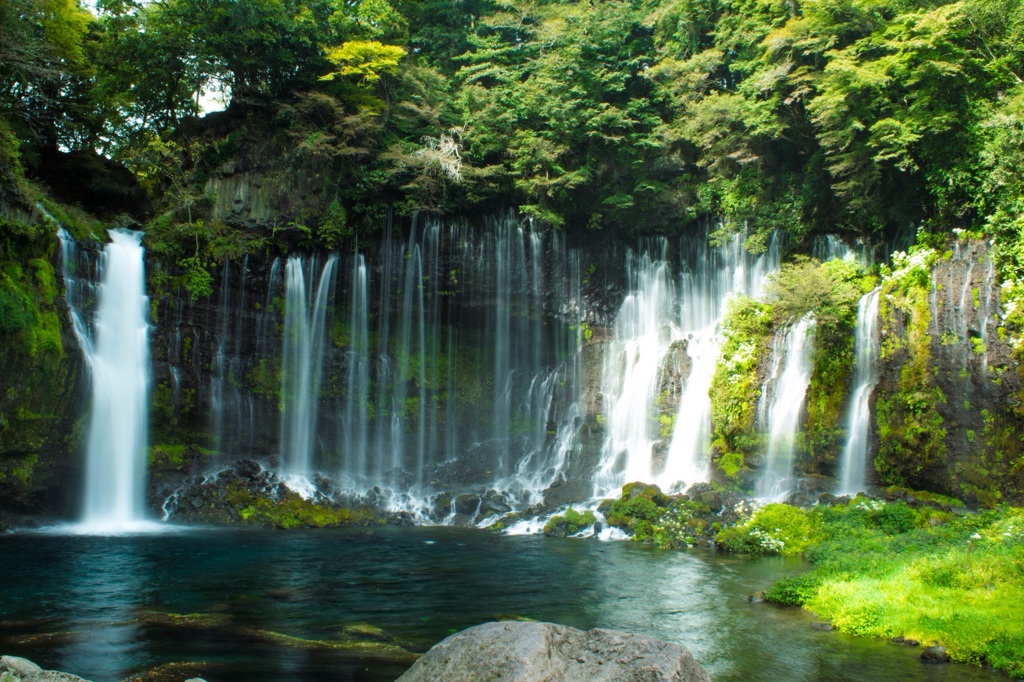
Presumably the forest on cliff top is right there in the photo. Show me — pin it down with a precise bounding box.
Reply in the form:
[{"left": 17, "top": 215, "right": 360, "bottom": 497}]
[{"left": 3, "top": 0, "right": 1024, "bottom": 251}]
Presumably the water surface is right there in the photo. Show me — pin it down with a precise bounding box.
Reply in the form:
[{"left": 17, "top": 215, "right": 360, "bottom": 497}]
[{"left": 0, "top": 527, "right": 994, "bottom": 681}]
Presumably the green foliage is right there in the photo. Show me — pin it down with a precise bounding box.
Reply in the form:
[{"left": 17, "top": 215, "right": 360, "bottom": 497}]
[
  {"left": 543, "top": 508, "right": 597, "bottom": 537},
  {"left": 765, "top": 573, "right": 821, "bottom": 607},
  {"left": 604, "top": 482, "right": 671, "bottom": 537},
  {"left": 2, "top": 0, "right": 1024, "bottom": 245},
  {"left": 770, "top": 501, "right": 1024, "bottom": 678},
  {"left": 224, "top": 484, "right": 382, "bottom": 529},
  {"left": 321, "top": 40, "right": 406, "bottom": 85},
  {"left": 709, "top": 295, "right": 773, "bottom": 484},
  {"left": 318, "top": 200, "right": 350, "bottom": 249},
  {"left": 717, "top": 503, "right": 820, "bottom": 556},
  {"left": 768, "top": 257, "right": 869, "bottom": 473},
  {"left": 874, "top": 501, "right": 918, "bottom": 535},
  {"left": 875, "top": 252, "right": 948, "bottom": 489},
  {"left": 178, "top": 255, "right": 213, "bottom": 301}
]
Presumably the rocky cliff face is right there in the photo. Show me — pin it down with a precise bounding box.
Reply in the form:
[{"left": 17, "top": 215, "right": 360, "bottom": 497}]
[
  {"left": 4, "top": 198, "right": 1024, "bottom": 518},
  {"left": 875, "top": 240, "right": 1023, "bottom": 504}
]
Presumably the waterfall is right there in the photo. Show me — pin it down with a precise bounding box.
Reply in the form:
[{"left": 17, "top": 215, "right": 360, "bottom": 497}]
[
  {"left": 756, "top": 315, "right": 815, "bottom": 500},
  {"left": 662, "top": 234, "right": 780, "bottom": 489},
  {"left": 279, "top": 255, "right": 337, "bottom": 481},
  {"left": 60, "top": 230, "right": 152, "bottom": 530},
  {"left": 837, "top": 289, "right": 882, "bottom": 495},
  {"left": 341, "top": 254, "right": 370, "bottom": 480},
  {"left": 592, "top": 234, "right": 780, "bottom": 497},
  {"left": 593, "top": 246, "right": 677, "bottom": 495},
  {"left": 321, "top": 215, "right": 582, "bottom": 510}
]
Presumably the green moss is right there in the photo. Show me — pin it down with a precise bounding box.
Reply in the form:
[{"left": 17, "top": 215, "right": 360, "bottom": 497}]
[
  {"left": 543, "top": 508, "right": 597, "bottom": 537},
  {"left": 874, "top": 266, "right": 947, "bottom": 489},
  {"left": 247, "top": 358, "right": 282, "bottom": 401},
  {"left": 223, "top": 483, "right": 381, "bottom": 529},
  {"left": 149, "top": 444, "right": 187, "bottom": 469},
  {"left": 0, "top": 454, "right": 38, "bottom": 485},
  {"left": 884, "top": 486, "right": 965, "bottom": 509},
  {"left": 709, "top": 296, "right": 773, "bottom": 484},
  {"left": 604, "top": 482, "right": 673, "bottom": 540}
]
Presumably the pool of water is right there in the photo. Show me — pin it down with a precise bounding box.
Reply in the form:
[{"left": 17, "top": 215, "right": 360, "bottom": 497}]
[{"left": 0, "top": 526, "right": 996, "bottom": 681}]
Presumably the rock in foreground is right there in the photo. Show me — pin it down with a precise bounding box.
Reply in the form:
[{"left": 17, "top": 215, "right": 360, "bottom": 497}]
[
  {"left": 396, "top": 621, "right": 711, "bottom": 682},
  {"left": 0, "top": 655, "right": 90, "bottom": 682}
]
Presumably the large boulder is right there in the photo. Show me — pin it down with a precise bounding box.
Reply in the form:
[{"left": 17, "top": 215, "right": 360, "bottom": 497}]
[
  {"left": 396, "top": 621, "right": 711, "bottom": 682},
  {"left": 0, "top": 655, "right": 91, "bottom": 682}
]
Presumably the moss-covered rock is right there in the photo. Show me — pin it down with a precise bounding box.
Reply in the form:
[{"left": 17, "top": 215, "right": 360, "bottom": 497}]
[
  {"left": 874, "top": 248, "right": 948, "bottom": 491},
  {"left": 542, "top": 508, "right": 596, "bottom": 537},
  {"left": 709, "top": 296, "right": 773, "bottom": 486},
  {"left": 164, "top": 460, "right": 395, "bottom": 529},
  {"left": 0, "top": 209, "right": 87, "bottom": 514}
]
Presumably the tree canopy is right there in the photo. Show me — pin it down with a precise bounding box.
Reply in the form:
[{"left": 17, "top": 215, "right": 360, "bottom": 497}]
[{"left": 3, "top": 0, "right": 1024, "bottom": 258}]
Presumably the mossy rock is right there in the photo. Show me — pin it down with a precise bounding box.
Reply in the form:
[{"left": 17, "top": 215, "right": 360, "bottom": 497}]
[{"left": 543, "top": 509, "right": 596, "bottom": 537}]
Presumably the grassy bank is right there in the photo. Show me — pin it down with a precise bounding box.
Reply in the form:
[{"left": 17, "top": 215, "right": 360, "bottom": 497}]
[{"left": 721, "top": 498, "right": 1024, "bottom": 676}]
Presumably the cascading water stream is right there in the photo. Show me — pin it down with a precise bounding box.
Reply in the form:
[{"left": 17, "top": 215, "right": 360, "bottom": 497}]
[
  {"left": 321, "top": 216, "right": 583, "bottom": 513},
  {"left": 593, "top": 234, "right": 780, "bottom": 498},
  {"left": 593, "top": 247, "right": 677, "bottom": 495},
  {"left": 837, "top": 289, "right": 882, "bottom": 495},
  {"left": 280, "top": 255, "right": 337, "bottom": 483},
  {"left": 662, "top": 235, "right": 780, "bottom": 489},
  {"left": 756, "top": 315, "right": 815, "bottom": 500},
  {"left": 60, "top": 230, "right": 152, "bottom": 530}
]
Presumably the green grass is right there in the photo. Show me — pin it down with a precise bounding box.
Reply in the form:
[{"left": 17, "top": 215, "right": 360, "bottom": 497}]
[{"left": 757, "top": 500, "right": 1024, "bottom": 676}]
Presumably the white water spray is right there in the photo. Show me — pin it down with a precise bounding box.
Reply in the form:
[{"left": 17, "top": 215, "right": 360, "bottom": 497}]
[
  {"left": 593, "top": 234, "right": 780, "bottom": 498},
  {"left": 837, "top": 289, "right": 881, "bottom": 495},
  {"left": 280, "top": 255, "right": 337, "bottom": 480},
  {"left": 73, "top": 230, "right": 152, "bottom": 530},
  {"left": 756, "top": 315, "right": 815, "bottom": 500}
]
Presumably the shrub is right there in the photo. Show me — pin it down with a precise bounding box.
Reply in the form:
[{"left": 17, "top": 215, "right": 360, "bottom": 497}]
[
  {"left": 766, "top": 573, "right": 821, "bottom": 606},
  {"left": 875, "top": 501, "right": 918, "bottom": 535},
  {"left": 717, "top": 503, "right": 819, "bottom": 555}
]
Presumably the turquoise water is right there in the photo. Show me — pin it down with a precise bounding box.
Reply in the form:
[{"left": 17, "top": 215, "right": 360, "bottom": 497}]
[{"left": 0, "top": 527, "right": 995, "bottom": 681}]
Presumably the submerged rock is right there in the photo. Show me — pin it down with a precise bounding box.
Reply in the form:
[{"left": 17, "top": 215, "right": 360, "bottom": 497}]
[
  {"left": 920, "top": 646, "right": 950, "bottom": 663},
  {"left": 395, "top": 621, "right": 711, "bottom": 682},
  {"left": 0, "top": 655, "right": 90, "bottom": 682}
]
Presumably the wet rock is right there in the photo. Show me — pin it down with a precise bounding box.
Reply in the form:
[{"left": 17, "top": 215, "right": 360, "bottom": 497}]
[
  {"left": 694, "top": 490, "right": 723, "bottom": 513},
  {"left": 817, "top": 493, "right": 839, "bottom": 506},
  {"left": 0, "top": 655, "right": 91, "bottom": 681},
  {"left": 396, "top": 621, "right": 711, "bottom": 682},
  {"left": 920, "top": 646, "right": 950, "bottom": 663},
  {"left": 480, "top": 491, "right": 513, "bottom": 517},
  {"left": 748, "top": 592, "right": 766, "bottom": 603},
  {"left": 651, "top": 440, "right": 670, "bottom": 474},
  {"left": 542, "top": 478, "right": 594, "bottom": 508},
  {"left": 810, "top": 622, "right": 833, "bottom": 631},
  {"left": 235, "top": 459, "right": 263, "bottom": 481},
  {"left": 454, "top": 494, "right": 481, "bottom": 517},
  {"left": 784, "top": 491, "right": 815, "bottom": 509},
  {"left": 620, "top": 481, "right": 670, "bottom": 507}
]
